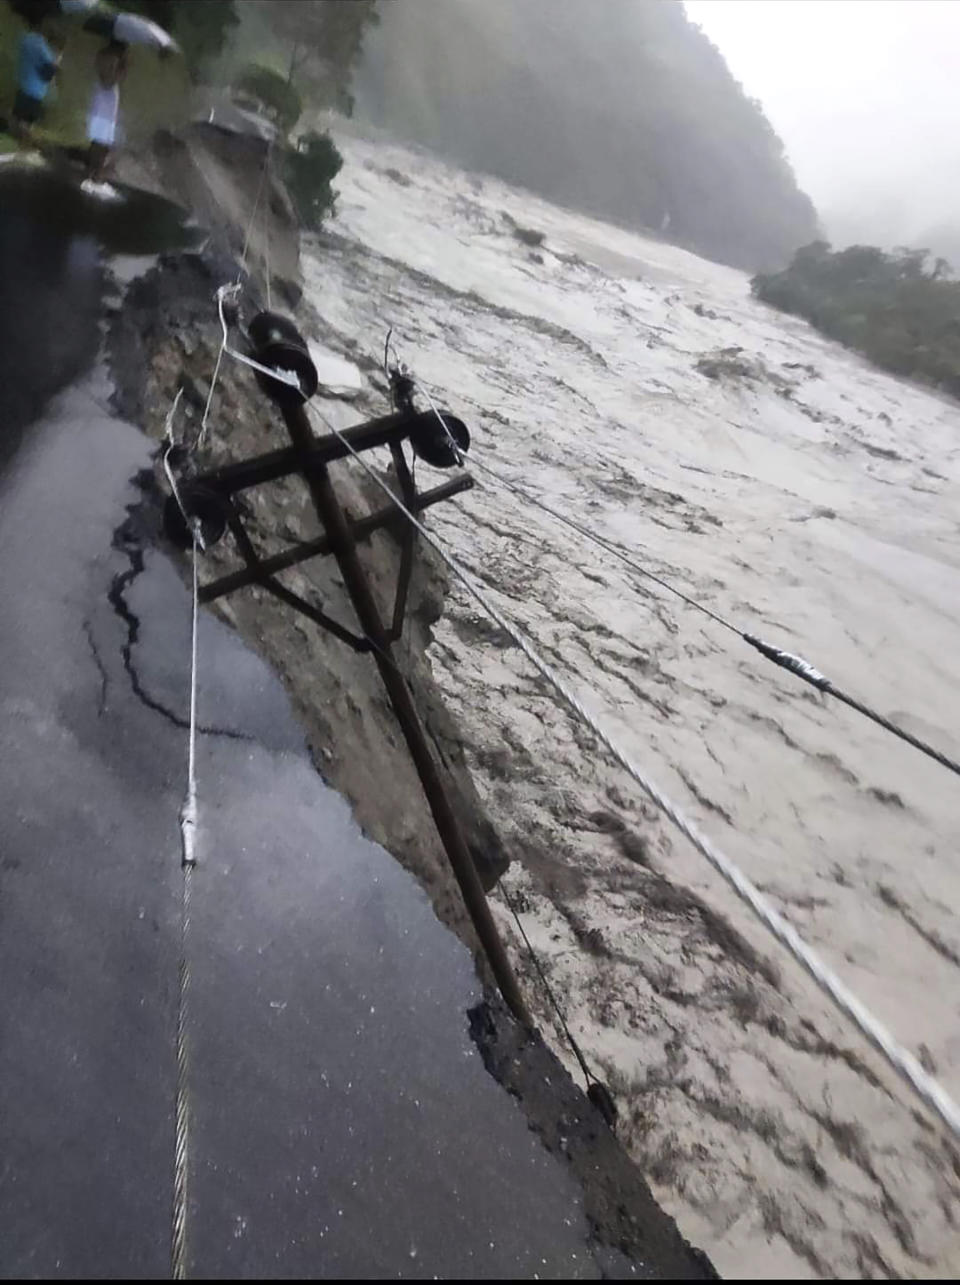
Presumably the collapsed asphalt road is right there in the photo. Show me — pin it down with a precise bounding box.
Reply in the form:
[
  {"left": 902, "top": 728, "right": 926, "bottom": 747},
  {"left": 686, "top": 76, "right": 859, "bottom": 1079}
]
[{"left": 0, "top": 169, "right": 714, "bottom": 1279}]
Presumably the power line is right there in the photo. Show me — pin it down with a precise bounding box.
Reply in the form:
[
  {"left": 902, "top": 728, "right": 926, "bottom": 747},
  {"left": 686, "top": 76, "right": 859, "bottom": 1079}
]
[
  {"left": 191, "top": 267, "right": 960, "bottom": 1137},
  {"left": 468, "top": 450, "right": 741, "bottom": 638},
  {"left": 412, "top": 379, "right": 960, "bottom": 781},
  {"left": 498, "top": 882, "right": 595, "bottom": 1086},
  {"left": 498, "top": 879, "right": 618, "bottom": 1128}
]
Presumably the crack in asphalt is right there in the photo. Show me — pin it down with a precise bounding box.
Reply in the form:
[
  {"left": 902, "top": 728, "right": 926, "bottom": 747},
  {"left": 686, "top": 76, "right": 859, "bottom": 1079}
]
[
  {"left": 108, "top": 523, "right": 255, "bottom": 744},
  {"left": 82, "top": 619, "right": 109, "bottom": 717}
]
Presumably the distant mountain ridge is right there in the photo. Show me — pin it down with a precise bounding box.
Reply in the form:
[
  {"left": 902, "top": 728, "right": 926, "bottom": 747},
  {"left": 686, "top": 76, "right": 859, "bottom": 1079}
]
[{"left": 353, "top": 0, "right": 819, "bottom": 271}]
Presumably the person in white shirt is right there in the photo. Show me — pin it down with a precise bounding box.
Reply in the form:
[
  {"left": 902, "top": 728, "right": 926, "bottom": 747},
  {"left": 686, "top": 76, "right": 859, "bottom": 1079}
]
[{"left": 86, "top": 39, "right": 126, "bottom": 179}]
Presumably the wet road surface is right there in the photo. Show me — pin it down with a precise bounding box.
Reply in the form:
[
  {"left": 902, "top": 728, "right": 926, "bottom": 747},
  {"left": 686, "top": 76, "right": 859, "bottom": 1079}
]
[
  {"left": 0, "top": 168, "right": 196, "bottom": 466},
  {"left": 0, "top": 170, "right": 681, "bottom": 1277}
]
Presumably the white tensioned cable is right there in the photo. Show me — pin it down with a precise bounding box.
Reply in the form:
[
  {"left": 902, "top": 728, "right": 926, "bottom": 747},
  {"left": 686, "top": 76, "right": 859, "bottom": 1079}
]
[
  {"left": 167, "top": 149, "right": 274, "bottom": 1264},
  {"left": 306, "top": 400, "right": 960, "bottom": 1143},
  {"left": 199, "top": 139, "right": 280, "bottom": 444},
  {"left": 162, "top": 414, "right": 193, "bottom": 522},
  {"left": 163, "top": 399, "right": 203, "bottom": 1278},
  {"left": 262, "top": 149, "right": 273, "bottom": 313},
  {"left": 238, "top": 135, "right": 274, "bottom": 282},
  {"left": 181, "top": 533, "right": 201, "bottom": 868},
  {"left": 199, "top": 285, "right": 300, "bottom": 444},
  {"left": 171, "top": 531, "right": 200, "bottom": 1280},
  {"left": 198, "top": 285, "right": 236, "bottom": 444}
]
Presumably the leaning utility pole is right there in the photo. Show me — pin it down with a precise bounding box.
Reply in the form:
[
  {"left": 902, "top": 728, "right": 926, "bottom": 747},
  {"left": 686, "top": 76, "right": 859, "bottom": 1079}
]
[{"left": 166, "top": 308, "right": 532, "bottom": 1028}]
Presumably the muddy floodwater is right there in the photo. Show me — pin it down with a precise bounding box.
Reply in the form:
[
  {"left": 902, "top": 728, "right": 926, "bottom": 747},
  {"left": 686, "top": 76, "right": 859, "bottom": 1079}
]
[{"left": 305, "top": 129, "right": 960, "bottom": 1278}]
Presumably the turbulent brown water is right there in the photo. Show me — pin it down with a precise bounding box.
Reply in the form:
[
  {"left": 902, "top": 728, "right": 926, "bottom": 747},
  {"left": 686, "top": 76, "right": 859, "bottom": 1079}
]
[{"left": 304, "top": 129, "right": 960, "bottom": 1278}]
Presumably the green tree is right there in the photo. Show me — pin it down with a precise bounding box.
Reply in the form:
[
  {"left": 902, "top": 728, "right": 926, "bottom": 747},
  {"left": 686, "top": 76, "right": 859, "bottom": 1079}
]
[
  {"left": 753, "top": 242, "right": 960, "bottom": 397},
  {"left": 248, "top": 0, "right": 379, "bottom": 115},
  {"left": 283, "top": 128, "right": 343, "bottom": 229}
]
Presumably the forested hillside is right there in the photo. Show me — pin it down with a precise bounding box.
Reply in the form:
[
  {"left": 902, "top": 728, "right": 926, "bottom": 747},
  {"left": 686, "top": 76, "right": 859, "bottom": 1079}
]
[
  {"left": 754, "top": 241, "right": 960, "bottom": 397},
  {"left": 353, "top": 0, "right": 819, "bottom": 270}
]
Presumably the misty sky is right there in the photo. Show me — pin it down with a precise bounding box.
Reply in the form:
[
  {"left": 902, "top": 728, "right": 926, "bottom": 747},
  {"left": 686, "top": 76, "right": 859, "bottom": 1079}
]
[{"left": 685, "top": 0, "right": 960, "bottom": 247}]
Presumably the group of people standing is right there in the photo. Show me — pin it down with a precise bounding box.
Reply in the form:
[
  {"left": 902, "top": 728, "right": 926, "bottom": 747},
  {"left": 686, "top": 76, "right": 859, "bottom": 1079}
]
[{"left": 6, "top": 0, "right": 175, "bottom": 179}]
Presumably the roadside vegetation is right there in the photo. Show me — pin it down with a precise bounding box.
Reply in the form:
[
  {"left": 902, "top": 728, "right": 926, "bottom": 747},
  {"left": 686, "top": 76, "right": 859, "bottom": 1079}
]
[
  {"left": 283, "top": 129, "right": 342, "bottom": 230},
  {"left": 223, "top": 2, "right": 380, "bottom": 227},
  {"left": 228, "top": 61, "right": 343, "bottom": 229},
  {"left": 233, "top": 62, "right": 302, "bottom": 135},
  {"left": 753, "top": 241, "right": 960, "bottom": 399}
]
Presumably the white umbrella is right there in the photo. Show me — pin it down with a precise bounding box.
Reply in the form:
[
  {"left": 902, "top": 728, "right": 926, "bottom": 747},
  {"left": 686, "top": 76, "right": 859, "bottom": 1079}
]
[{"left": 56, "top": 1, "right": 179, "bottom": 53}]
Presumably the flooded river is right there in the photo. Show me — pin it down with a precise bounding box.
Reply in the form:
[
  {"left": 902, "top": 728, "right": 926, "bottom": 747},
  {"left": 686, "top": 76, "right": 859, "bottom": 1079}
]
[{"left": 306, "top": 129, "right": 960, "bottom": 1278}]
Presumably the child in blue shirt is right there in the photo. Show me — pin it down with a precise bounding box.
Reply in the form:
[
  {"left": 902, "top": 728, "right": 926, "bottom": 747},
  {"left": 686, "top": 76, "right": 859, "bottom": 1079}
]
[{"left": 11, "top": 14, "right": 63, "bottom": 138}]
